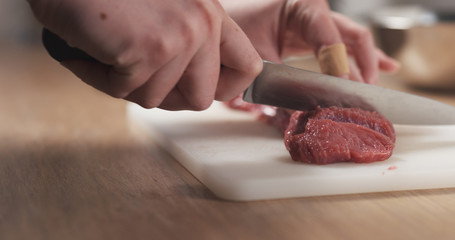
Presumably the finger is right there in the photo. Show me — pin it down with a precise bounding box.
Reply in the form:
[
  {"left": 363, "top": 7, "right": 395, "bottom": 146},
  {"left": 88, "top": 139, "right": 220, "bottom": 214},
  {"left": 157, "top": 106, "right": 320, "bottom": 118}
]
[
  {"left": 283, "top": 0, "right": 343, "bottom": 52},
  {"left": 124, "top": 55, "right": 191, "bottom": 109},
  {"left": 164, "top": 27, "right": 221, "bottom": 111},
  {"left": 285, "top": 4, "right": 350, "bottom": 79},
  {"left": 331, "top": 12, "right": 378, "bottom": 84},
  {"left": 216, "top": 16, "right": 262, "bottom": 101},
  {"left": 62, "top": 59, "right": 156, "bottom": 99},
  {"left": 106, "top": 61, "right": 156, "bottom": 98},
  {"left": 156, "top": 53, "right": 219, "bottom": 111},
  {"left": 376, "top": 48, "right": 401, "bottom": 73},
  {"left": 348, "top": 60, "right": 363, "bottom": 82},
  {"left": 156, "top": 88, "right": 190, "bottom": 111},
  {"left": 127, "top": 14, "right": 223, "bottom": 111},
  {"left": 61, "top": 60, "right": 112, "bottom": 93},
  {"left": 347, "top": 31, "right": 378, "bottom": 84},
  {"left": 302, "top": 12, "right": 343, "bottom": 52}
]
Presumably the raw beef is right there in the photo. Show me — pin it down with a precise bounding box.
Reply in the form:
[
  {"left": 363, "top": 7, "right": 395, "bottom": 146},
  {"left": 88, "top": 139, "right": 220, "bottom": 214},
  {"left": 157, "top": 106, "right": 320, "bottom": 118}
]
[
  {"left": 284, "top": 107, "right": 395, "bottom": 164},
  {"left": 225, "top": 96, "right": 395, "bottom": 164}
]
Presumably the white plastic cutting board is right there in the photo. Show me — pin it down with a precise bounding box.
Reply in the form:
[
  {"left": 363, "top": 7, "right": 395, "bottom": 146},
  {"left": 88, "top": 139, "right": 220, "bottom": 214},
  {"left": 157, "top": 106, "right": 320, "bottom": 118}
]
[{"left": 127, "top": 102, "right": 455, "bottom": 201}]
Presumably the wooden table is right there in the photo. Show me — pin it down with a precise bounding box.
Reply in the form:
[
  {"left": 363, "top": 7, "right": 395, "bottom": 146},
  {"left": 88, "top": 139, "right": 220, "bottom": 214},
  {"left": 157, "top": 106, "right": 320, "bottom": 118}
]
[{"left": 2, "top": 45, "right": 455, "bottom": 240}]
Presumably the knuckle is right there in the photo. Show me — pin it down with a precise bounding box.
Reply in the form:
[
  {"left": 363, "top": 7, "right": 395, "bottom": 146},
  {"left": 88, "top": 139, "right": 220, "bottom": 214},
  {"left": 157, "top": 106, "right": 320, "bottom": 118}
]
[
  {"left": 105, "top": 85, "right": 131, "bottom": 99},
  {"left": 354, "top": 27, "right": 373, "bottom": 43},
  {"left": 215, "top": 93, "right": 234, "bottom": 102},
  {"left": 178, "top": 24, "right": 196, "bottom": 49},
  {"left": 107, "top": 70, "right": 145, "bottom": 98},
  {"left": 111, "top": 52, "right": 129, "bottom": 67},
  {"left": 193, "top": 0, "right": 220, "bottom": 31},
  {"left": 137, "top": 97, "right": 162, "bottom": 109},
  {"left": 238, "top": 54, "right": 263, "bottom": 79},
  {"left": 187, "top": 97, "right": 213, "bottom": 111},
  {"left": 151, "top": 36, "right": 175, "bottom": 61},
  {"left": 195, "top": 0, "right": 219, "bottom": 16},
  {"left": 248, "top": 57, "right": 264, "bottom": 78},
  {"left": 109, "top": 39, "right": 136, "bottom": 67},
  {"left": 108, "top": 90, "right": 128, "bottom": 99}
]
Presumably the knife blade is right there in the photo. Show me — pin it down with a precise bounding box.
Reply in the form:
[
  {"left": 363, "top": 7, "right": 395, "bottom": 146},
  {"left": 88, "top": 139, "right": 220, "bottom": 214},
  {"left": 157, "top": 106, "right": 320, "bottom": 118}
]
[
  {"left": 243, "top": 61, "right": 455, "bottom": 125},
  {"left": 42, "top": 29, "right": 455, "bottom": 125}
]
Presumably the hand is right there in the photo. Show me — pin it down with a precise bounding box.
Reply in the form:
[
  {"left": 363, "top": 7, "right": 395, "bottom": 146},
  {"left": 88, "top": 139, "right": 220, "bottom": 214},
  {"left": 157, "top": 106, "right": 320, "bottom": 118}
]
[
  {"left": 222, "top": 0, "right": 400, "bottom": 84},
  {"left": 27, "top": 0, "right": 262, "bottom": 110}
]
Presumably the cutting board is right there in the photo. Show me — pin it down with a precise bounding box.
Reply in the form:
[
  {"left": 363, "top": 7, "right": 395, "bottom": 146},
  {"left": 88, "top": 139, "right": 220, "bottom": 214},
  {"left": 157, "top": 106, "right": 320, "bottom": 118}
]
[{"left": 127, "top": 102, "right": 455, "bottom": 201}]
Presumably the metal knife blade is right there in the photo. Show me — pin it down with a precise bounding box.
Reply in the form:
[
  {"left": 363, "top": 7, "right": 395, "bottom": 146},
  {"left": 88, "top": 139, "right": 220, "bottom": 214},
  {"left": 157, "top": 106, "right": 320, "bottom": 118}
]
[{"left": 243, "top": 61, "right": 455, "bottom": 125}]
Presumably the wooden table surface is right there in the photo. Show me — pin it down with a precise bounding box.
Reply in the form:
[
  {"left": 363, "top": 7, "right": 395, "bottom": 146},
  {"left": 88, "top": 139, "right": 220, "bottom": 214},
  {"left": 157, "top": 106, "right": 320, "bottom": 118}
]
[{"left": 2, "top": 45, "right": 455, "bottom": 240}]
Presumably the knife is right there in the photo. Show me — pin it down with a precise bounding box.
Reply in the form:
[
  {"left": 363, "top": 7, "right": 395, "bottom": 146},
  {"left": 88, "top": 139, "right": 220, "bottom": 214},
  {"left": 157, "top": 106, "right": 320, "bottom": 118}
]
[
  {"left": 42, "top": 29, "right": 455, "bottom": 125},
  {"left": 243, "top": 61, "right": 455, "bottom": 125}
]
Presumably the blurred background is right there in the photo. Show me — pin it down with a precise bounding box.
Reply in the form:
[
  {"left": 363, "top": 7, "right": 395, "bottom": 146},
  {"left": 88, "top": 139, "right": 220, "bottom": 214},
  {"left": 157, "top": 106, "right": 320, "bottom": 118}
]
[
  {"left": 0, "top": 0, "right": 41, "bottom": 47},
  {"left": 330, "top": 0, "right": 455, "bottom": 23}
]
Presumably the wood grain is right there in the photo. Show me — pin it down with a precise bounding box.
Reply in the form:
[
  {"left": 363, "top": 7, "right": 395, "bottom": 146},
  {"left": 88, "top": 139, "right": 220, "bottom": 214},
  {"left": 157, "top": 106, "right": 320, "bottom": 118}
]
[{"left": 2, "top": 46, "right": 455, "bottom": 240}]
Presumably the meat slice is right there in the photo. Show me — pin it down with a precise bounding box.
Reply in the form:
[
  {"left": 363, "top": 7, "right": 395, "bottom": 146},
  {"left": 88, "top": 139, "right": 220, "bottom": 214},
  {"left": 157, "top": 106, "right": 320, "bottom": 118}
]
[
  {"left": 224, "top": 96, "right": 396, "bottom": 164},
  {"left": 284, "top": 107, "right": 395, "bottom": 164}
]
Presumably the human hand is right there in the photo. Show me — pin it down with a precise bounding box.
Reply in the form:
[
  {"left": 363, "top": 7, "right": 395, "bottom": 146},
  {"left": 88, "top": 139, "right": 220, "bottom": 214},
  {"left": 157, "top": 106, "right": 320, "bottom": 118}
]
[
  {"left": 27, "top": 0, "right": 262, "bottom": 110},
  {"left": 222, "top": 0, "right": 399, "bottom": 84}
]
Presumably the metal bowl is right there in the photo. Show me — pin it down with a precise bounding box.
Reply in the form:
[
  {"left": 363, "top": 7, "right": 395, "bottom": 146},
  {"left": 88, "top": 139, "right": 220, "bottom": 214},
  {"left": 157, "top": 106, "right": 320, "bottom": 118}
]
[{"left": 371, "top": 5, "right": 455, "bottom": 89}]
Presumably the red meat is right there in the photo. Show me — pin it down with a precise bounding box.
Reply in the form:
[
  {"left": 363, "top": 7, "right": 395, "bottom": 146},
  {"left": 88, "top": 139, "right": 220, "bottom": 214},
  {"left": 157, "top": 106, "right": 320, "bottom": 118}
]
[
  {"left": 284, "top": 107, "right": 395, "bottom": 164},
  {"left": 224, "top": 97, "right": 396, "bottom": 164}
]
